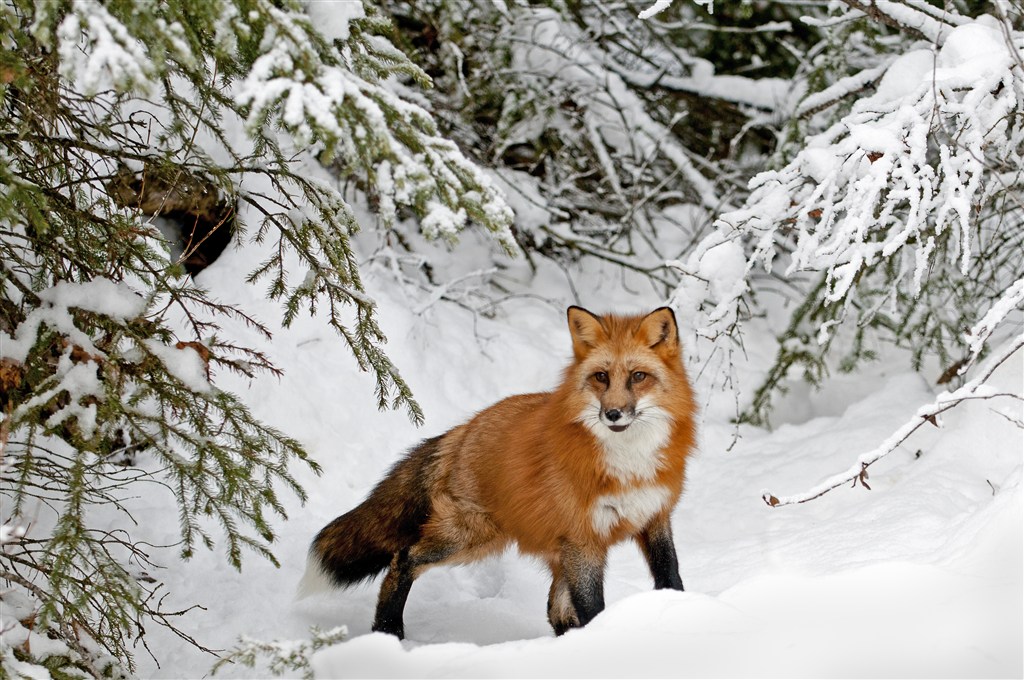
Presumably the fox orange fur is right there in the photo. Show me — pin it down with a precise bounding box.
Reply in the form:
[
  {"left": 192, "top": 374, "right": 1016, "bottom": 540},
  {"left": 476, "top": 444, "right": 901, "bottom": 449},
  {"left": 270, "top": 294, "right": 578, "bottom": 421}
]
[{"left": 298, "top": 306, "right": 698, "bottom": 638}]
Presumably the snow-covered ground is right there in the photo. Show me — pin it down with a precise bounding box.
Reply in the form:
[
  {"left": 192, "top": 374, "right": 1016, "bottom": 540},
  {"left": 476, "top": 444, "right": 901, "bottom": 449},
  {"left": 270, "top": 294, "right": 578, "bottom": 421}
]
[{"left": 130, "top": 224, "right": 1023, "bottom": 678}]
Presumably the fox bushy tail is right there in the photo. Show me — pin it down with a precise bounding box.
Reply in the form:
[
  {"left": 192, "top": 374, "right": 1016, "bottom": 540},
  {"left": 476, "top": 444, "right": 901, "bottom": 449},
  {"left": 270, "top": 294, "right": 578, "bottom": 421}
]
[{"left": 297, "top": 436, "right": 441, "bottom": 598}]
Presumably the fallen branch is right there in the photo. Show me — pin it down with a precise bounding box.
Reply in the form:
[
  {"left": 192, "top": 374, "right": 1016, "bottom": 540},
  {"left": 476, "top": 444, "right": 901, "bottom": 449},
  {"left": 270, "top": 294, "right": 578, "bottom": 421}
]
[{"left": 763, "top": 333, "right": 1024, "bottom": 507}]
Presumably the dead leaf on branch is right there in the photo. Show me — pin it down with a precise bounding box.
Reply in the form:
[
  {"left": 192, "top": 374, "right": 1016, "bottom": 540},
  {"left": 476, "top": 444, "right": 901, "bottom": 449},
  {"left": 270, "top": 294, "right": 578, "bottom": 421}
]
[
  {"left": 176, "top": 340, "right": 212, "bottom": 379},
  {"left": 175, "top": 340, "right": 210, "bottom": 364},
  {"left": 60, "top": 338, "right": 103, "bottom": 366},
  {"left": 937, "top": 358, "right": 968, "bottom": 385},
  {"left": 857, "top": 465, "right": 872, "bottom": 490},
  {"left": 0, "top": 357, "right": 24, "bottom": 393}
]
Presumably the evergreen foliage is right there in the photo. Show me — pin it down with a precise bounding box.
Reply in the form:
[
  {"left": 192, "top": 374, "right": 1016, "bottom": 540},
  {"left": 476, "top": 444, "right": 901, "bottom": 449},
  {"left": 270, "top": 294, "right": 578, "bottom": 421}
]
[
  {"left": 0, "top": 0, "right": 511, "bottom": 676},
  {"left": 212, "top": 626, "right": 349, "bottom": 679}
]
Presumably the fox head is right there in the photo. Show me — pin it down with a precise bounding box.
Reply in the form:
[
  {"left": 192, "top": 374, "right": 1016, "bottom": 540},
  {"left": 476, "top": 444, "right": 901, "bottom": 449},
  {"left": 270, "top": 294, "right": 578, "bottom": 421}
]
[{"left": 565, "top": 306, "right": 686, "bottom": 436}]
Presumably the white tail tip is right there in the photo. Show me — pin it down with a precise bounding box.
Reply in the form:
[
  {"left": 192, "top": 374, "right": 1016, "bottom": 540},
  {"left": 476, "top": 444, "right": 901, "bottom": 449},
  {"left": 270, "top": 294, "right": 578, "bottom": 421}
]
[{"left": 295, "top": 552, "right": 336, "bottom": 601}]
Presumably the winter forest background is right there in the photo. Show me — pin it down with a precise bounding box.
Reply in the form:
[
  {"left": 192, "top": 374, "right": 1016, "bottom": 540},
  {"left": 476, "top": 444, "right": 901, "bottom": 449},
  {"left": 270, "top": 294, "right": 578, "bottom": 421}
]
[{"left": 1, "top": 0, "right": 1021, "bottom": 677}]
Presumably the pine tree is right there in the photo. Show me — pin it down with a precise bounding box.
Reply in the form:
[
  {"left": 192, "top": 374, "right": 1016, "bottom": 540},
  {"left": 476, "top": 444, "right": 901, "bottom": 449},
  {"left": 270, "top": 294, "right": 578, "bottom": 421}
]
[{"left": 0, "top": 1, "right": 512, "bottom": 676}]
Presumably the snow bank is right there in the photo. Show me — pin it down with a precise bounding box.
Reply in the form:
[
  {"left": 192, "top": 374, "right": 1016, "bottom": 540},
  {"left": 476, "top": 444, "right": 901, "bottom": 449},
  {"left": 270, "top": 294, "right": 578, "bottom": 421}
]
[{"left": 313, "top": 556, "right": 1020, "bottom": 677}]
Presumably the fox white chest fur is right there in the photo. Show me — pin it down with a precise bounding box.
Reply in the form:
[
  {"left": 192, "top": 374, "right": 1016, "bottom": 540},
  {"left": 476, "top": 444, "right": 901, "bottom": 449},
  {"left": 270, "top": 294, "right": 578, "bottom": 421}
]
[{"left": 591, "top": 485, "right": 672, "bottom": 536}]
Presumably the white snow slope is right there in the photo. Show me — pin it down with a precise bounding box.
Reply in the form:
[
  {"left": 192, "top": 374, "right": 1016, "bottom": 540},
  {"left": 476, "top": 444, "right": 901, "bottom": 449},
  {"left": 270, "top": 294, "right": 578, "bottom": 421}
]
[{"left": 125, "top": 221, "right": 1024, "bottom": 679}]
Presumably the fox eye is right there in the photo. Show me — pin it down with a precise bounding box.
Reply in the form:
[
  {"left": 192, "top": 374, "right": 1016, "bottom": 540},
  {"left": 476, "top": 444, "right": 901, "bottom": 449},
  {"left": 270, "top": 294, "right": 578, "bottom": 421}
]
[
  {"left": 632, "top": 371, "right": 647, "bottom": 383},
  {"left": 593, "top": 371, "right": 609, "bottom": 384}
]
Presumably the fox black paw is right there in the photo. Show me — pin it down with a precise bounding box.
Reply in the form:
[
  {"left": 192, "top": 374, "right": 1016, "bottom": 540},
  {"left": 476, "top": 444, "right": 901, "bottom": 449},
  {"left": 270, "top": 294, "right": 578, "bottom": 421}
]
[
  {"left": 552, "top": 622, "right": 573, "bottom": 636},
  {"left": 371, "top": 621, "right": 405, "bottom": 639}
]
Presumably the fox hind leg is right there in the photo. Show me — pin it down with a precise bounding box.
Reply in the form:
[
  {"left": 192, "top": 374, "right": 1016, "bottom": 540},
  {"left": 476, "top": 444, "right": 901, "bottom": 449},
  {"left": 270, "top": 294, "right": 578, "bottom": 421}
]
[
  {"left": 373, "top": 501, "right": 500, "bottom": 639},
  {"left": 372, "top": 548, "right": 415, "bottom": 639},
  {"left": 372, "top": 540, "right": 455, "bottom": 639}
]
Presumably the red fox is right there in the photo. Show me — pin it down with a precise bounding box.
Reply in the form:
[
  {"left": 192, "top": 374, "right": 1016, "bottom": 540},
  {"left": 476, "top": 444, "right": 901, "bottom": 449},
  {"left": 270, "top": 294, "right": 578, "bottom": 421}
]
[{"left": 298, "top": 306, "right": 697, "bottom": 638}]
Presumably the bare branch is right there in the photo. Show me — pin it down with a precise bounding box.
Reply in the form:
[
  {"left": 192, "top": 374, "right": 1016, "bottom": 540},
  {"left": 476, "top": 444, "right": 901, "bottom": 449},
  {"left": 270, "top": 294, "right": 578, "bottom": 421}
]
[{"left": 763, "top": 335, "right": 1024, "bottom": 507}]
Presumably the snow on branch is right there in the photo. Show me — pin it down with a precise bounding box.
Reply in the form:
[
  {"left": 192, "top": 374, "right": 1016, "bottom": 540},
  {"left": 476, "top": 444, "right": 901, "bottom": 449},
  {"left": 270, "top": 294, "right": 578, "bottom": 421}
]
[
  {"left": 638, "top": 0, "right": 715, "bottom": 20},
  {"left": 234, "top": 4, "right": 516, "bottom": 254},
  {"left": 610, "top": 62, "right": 789, "bottom": 111},
  {"left": 963, "top": 277, "right": 1024, "bottom": 373},
  {"left": 213, "top": 626, "right": 348, "bottom": 679},
  {"left": 836, "top": 0, "right": 957, "bottom": 43},
  {"left": 680, "top": 16, "right": 1024, "bottom": 348},
  {"left": 795, "top": 61, "right": 891, "bottom": 118},
  {"left": 56, "top": 0, "right": 158, "bottom": 95},
  {"left": 514, "top": 10, "right": 724, "bottom": 211},
  {"left": 638, "top": 0, "right": 674, "bottom": 20},
  {"left": 763, "top": 333, "right": 1024, "bottom": 507}
]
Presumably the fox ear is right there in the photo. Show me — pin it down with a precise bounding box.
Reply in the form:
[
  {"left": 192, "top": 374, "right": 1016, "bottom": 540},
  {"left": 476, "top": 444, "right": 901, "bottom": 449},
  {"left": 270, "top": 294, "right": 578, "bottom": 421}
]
[
  {"left": 639, "top": 307, "right": 679, "bottom": 351},
  {"left": 567, "top": 306, "right": 606, "bottom": 359}
]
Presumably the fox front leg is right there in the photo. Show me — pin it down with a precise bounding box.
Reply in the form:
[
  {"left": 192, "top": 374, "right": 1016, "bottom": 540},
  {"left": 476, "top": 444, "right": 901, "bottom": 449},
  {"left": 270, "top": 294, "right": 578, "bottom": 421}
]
[
  {"left": 637, "top": 513, "right": 684, "bottom": 591},
  {"left": 559, "top": 541, "right": 606, "bottom": 630},
  {"left": 546, "top": 560, "right": 579, "bottom": 636}
]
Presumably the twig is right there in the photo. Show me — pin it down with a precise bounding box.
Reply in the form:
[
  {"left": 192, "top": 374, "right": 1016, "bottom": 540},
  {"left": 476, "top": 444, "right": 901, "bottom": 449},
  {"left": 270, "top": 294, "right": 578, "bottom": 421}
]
[
  {"left": 763, "top": 334, "right": 1024, "bottom": 507},
  {"left": 412, "top": 268, "right": 498, "bottom": 315}
]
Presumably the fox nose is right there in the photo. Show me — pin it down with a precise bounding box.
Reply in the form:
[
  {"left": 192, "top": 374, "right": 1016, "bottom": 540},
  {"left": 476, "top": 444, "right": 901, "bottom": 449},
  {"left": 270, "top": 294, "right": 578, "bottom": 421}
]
[{"left": 604, "top": 409, "right": 623, "bottom": 422}]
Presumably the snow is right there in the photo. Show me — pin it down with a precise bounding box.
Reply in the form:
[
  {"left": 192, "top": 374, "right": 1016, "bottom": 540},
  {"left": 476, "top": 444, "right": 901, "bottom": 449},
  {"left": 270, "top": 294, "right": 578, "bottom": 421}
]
[
  {"left": 143, "top": 338, "right": 213, "bottom": 394},
  {"left": 42, "top": 358, "right": 102, "bottom": 439},
  {"left": 966, "top": 277, "right": 1024, "bottom": 360},
  {"left": 638, "top": 0, "right": 673, "bottom": 21},
  {"left": 36, "top": 278, "right": 147, "bottom": 319},
  {"left": 767, "top": 334, "right": 1023, "bottom": 507},
  {"left": 421, "top": 202, "right": 468, "bottom": 242},
  {"left": 121, "top": 215, "right": 1022, "bottom": 678},
  {"left": 795, "top": 62, "right": 891, "bottom": 117},
  {"left": 1, "top": 278, "right": 146, "bottom": 362},
  {"left": 303, "top": 1, "right": 364, "bottom": 42},
  {"left": 640, "top": 69, "right": 789, "bottom": 111},
  {"left": 312, "top": 560, "right": 1018, "bottom": 678},
  {"left": 695, "top": 239, "right": 746, "bottom": 303},
  {"left": 705, "top": 14, "right": 1023, "bottom": 357},
  {"left": 869, "top": 0, "right": 956, "bottom": 43},
  {"left": 57, "top": 0, "right": 157, "bottom": 95},
  {"left": 0, "top": 524, "right": 25, "bottom": 544},
  {"left": 513, "top": 9, "right": 725, "bottom": 212},
  {"left": 936, "top": 18, "right": 1010, "bottom": 76},
  {"left": 1, "top": 590, "right": 83, "bottom": 675}
]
